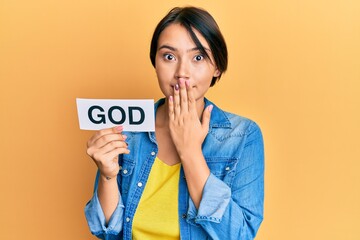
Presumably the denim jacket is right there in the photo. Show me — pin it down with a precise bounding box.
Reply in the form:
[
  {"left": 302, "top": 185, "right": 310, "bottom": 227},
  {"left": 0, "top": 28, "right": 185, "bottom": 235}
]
[{"left": 85, "top": 98, "right": 264, "bottom": 240}]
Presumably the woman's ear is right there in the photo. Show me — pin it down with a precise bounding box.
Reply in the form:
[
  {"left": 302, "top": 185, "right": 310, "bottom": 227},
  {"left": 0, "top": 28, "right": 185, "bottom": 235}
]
[{"left": 213, "top": 69, "right": 221, "bottom": 77}]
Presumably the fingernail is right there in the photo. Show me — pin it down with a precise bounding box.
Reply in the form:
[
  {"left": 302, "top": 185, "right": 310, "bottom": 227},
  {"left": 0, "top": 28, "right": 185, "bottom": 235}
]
[
  {"left": 208, "top": 105, "right": 213, "bottom": 112},
  {"left": 185, "top": 80, "right": 190, "bottom": 87},
  {"left": 175, "top": 84, "right": 179, "bottom": 91},
  {"left": 115, "top": 126, "right": 123, "bottom": 132},
  {"left": 122, "top": 134, "right": 127, "bottom": 140},
  {"left": 169, "top": 95, "right": 173, "bottom": 102}
]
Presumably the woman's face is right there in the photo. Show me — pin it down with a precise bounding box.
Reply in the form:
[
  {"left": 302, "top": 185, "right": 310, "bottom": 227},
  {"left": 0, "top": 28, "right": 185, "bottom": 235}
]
[{"left": 155, "top": 23, "right": 220, "bottom": 101}]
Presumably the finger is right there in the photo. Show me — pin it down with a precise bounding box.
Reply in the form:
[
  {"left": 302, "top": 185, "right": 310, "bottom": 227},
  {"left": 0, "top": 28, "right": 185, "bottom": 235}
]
[
  {"left": 103, "top": 148, "right": 130, "bottom": 162},
  {"left": 179, "top": 79, "right": 188, "bottom": 114},
  {"left": 201, "top": 105, "right": 213, "bottom": 131},
  {"left": 87, "top": 126, "right": 123, "bottom": 147},
  {"left": 174, "top": 83, "right": 181, "bottom": 116},
  {"left": 95, "top": 140, "right": 128, "bottom": 156},
  {"left": 185, "top": 80, "right": 196, "bottom": 113},
  {"left": 168, "top": 96, "right": 175, "bottom": 121},
  {"left": 92, "top": 132, "right": 127, "bottom": 149},
  {"left": 91, "top": 126, "right": 123, "bottom": 145}
]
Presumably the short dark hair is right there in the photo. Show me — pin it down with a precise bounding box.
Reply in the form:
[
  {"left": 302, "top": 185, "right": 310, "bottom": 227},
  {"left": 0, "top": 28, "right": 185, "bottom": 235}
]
[{"left": 150, "top": 7, "right": 228, "bottom": 87}]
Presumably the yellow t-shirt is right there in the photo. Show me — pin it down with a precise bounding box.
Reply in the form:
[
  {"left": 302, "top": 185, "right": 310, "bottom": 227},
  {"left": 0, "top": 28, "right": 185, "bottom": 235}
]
[{"left": 132, "top": 157, "right": 181, "bottom": 240}]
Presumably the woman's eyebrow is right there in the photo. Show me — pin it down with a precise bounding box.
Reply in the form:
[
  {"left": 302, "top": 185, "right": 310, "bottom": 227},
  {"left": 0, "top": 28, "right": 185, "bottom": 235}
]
[
  {"left": 188, "top": 47, "right": 211, "bottom": 53},
  {"left": 158, "top": 45, "right": 177, "bottom": 51},
  {"left": 158, "top": 45, "right": 211, "bottom": 53}
]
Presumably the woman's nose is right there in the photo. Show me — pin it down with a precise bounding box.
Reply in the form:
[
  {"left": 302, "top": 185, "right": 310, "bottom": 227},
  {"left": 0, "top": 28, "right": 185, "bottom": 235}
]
[{"left": 175, "top": 59, "right": 190, "bottom": 80}]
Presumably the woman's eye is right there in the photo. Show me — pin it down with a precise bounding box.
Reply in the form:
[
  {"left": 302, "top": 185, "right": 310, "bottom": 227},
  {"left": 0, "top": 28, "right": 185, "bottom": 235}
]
[
  {"left": 194, "top": 54, "right": 204, "bottom": 61},
  {"left": 164, "top": 54, "right": 175, "bottom": 61}
]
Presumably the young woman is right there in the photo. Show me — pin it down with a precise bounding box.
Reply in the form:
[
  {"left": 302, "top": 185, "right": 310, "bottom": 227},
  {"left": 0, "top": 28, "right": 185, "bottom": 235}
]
[{"left": 85, "top": 6, "right": 264, "bottom": 240}]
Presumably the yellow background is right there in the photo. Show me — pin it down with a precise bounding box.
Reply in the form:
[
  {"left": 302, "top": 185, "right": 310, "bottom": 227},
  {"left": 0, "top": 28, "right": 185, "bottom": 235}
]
[{"left": 1, "top": 0, "right": 359, "bottom": 239}]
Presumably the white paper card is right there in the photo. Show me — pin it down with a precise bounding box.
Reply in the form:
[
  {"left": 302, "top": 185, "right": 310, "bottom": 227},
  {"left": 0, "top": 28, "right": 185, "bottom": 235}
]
[{"left": 76, "top": 98, "right": 155, "bottom": 131}]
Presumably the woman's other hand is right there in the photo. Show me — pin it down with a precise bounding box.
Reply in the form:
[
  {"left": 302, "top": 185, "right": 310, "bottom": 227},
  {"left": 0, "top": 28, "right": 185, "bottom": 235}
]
[
  {"left": 86, "top": 126, "right": 130, "bottom": 179},
  {"left": 168, "top": 79, "right": 213, "bottom": 158}
]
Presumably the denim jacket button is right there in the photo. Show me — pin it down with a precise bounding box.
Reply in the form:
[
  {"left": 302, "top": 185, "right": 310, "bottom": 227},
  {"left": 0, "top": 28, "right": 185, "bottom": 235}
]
[
  {"left": 182, "top": 213, "right": 187, "bottom": 219},
  {"left": 126, "top": 217, "right": 130, "bottom": 222},
  {"left": 123, "top": 169, "right": 128, "bottom": 174},
  {"left": 137, "top": 182, "right": 143, "bottom": 187},
  {"left": 151, "top": 151, "right": 156, "bottom": 156},
  {"left": 225, "top": 166, "right": 230, "bottom": 171}
]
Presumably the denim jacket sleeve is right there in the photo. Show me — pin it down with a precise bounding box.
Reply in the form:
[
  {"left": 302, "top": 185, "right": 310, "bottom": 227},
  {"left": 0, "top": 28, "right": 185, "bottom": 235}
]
[
  {"left": 84, "top": 171, "right": 125, "bottom": 240},
  {"left": 186, "top": 122, "right": 265, "bottom": 240}
]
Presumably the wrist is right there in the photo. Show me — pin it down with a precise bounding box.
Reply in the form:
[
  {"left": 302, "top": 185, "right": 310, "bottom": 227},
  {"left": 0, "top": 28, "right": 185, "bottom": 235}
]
[
  {"left": 179, "top": 148, "right": 203, "bottom": 163},
  {"left": 99, "top": 173, "right": 118, "bottom": 182}
]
